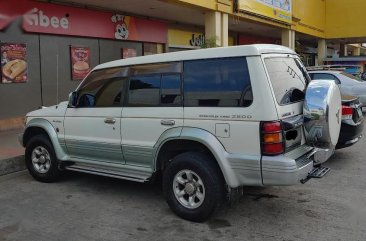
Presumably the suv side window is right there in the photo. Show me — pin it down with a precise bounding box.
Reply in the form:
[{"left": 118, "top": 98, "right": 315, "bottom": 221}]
[
  {"left": 311, "top": 73, "right": 341, "bottom": 84},
  {"left": 127, "top": 73, "right": 182, "bottom": 107},
  {"left": 183, "top": 57, "right": 252, "bottom": 107},
  {"left": 76, "top": 67, "right": 128, "bottom": 108},
  {"left": 128, "top": 74, "right": 161, "bottom": 106}
]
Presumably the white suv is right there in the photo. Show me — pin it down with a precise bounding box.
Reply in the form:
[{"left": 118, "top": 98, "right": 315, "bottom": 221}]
[{"left": 20, "top": 45, "right": 341, "bottom": 221}]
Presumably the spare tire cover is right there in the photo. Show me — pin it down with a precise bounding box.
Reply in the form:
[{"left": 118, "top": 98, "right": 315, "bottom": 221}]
[{"left": 303, "top": 80, "right": 341, "bottom": 149}]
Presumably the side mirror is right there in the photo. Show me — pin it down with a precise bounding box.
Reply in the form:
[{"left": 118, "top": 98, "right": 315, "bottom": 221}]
[{"left": 68, "top": 91, "right": 78, "bottom": 108}]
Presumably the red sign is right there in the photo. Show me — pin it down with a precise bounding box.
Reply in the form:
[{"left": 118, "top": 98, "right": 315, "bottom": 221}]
[
  {"left": 1, "top": 43, "right": 28, "bottom": 84},
  {"left": 70, "top": 46, "right": 90, "bottom": 80},
  {"left": 21, "top": 2, "right": 167, "bottom": 43},
  {"left": 0, "top": 0, "right": 32, "bottom": 30}
]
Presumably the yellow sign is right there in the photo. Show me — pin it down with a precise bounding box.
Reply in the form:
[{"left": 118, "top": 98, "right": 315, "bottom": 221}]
[{"left": 238, "top": 0, "right": 292, "bottom": 24}]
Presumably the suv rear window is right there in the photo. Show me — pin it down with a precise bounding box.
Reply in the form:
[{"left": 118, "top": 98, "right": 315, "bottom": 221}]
[{"left": 265, "top": 57, "right": 308, "bottom": 105}]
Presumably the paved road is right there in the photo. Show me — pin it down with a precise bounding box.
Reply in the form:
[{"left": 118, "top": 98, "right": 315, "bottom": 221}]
[{"left": 1, "top": 130, "right": 366, "bottom": 241}]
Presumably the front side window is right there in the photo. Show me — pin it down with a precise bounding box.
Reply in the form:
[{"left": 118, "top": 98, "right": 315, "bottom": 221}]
[
  {"left": 76, "top": 67, "right": 127, "bottom": 107},
  {"left": 184, "top": 57, "right": 252, "bottom": 107}
]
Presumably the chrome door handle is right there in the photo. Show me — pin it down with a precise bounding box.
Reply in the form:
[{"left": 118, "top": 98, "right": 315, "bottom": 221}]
[
  {"left": 161, "top": 120, "right": 175, "bottom": 126},
  {"left": 104, "top": 118, "right": 116, "bottom": 124}
]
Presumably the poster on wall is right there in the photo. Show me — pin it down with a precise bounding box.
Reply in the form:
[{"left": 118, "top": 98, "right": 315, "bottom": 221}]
[
  {"left": 70, "top": 46, "right": 90, "bottom": 80},
  {"left": 1, "top": 43, "right": 28, "bottom": 84},
  {"left": 122, "top": 48, "right": 137, "bottom": 59}
]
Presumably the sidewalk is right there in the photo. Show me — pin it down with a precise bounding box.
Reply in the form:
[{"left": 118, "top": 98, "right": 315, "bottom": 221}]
[{"left": 0, "top": 129, "right": 25, "bottom": 176}]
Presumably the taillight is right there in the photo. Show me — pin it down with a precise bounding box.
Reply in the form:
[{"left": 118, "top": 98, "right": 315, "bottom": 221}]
[
  {"left": 341, "top": 105, "right": 353, "bottom": 120},
  {"left": 261, "top": 121, "right": 284, "bottom": 155}
]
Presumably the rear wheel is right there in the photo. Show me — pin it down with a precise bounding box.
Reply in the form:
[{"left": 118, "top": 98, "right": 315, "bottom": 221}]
[
  {"left": 25, "top": 135, "right": 61, "bottom": 183},
  {"left": 163, "top": 152, "right": 225, "bottom": 222}
]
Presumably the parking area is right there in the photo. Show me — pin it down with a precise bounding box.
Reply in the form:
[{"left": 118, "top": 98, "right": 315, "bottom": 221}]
[{"left": 1, "top": 128, "right": 366, "bottom": 241}]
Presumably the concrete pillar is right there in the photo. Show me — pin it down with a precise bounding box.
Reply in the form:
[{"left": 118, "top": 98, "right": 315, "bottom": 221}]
[
  {"left": 317, "top": 39, "right": 327, "bottom": 66},
  {"left": 205, "top": 11, "right": 221, "bottom": 47},
  {"left": 281, "top": 29, "right": 295, "bottom": 50},
  {"left": 352, "top": 46, "right": 361, "bottom": 56},
  {"left": 221, "top": 13, "right": 228, "bottom": 47}
]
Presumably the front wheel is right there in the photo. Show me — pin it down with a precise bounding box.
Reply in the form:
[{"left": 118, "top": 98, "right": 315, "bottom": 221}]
[
  {"left": 163, "top": 152, "right": 225, "bottom": 222},
  {"left": 25, "top": 135, "right": 61, "bottom": 183}
]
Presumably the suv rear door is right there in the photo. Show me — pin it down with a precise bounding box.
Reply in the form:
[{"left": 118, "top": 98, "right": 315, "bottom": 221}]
[
  {"left": 121, "top": 62, "right": 183, "bottom": 168},
  {"left": 263, "top": 54, "right": 309, "bottom": 151}
]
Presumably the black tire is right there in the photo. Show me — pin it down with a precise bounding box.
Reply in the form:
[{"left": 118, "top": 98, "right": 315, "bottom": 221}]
[
  {"left": 163, "top": 152, "right": 225, "bottom": 222},
  {"left": 25, "top": 134, "right": 61, "bottom": 183}
]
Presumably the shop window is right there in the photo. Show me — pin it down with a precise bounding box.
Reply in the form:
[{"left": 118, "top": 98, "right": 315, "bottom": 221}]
[
  {"left": 183, "top": 57, "right": 252, "bottom": 107},
  {"left": 144, "top": 43, "right": 164, "bottom": 56}
]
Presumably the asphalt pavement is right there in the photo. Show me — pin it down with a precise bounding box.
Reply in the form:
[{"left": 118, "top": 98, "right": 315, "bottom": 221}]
[{"left": 0, "top": 128, "right": 365, "bottom": 241}]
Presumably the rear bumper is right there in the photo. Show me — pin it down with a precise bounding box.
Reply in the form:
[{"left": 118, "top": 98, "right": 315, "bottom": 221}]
[
  {"left": 336, "top": 120, "right": 364, "bottom": 149},
  {"left": 261, "top": 154, "right": 314, "bottom": 186}
]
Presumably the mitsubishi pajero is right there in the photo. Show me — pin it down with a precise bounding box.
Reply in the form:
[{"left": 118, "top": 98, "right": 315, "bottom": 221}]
[{"left": 20, "top": 45, "right": 342, "bottom": 221}]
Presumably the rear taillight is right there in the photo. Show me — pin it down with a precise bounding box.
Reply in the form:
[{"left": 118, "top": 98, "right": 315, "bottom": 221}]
[
  {"left": 341, "top": 105, "right": 353, "bottom": 120},
  {"left": 261, "top": 121, "right": 284, "bottom": 155}
]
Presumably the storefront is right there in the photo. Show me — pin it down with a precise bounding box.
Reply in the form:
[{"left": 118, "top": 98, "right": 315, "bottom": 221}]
[{"left": 0, "top": 1, "right": 168, "bottom": 121}]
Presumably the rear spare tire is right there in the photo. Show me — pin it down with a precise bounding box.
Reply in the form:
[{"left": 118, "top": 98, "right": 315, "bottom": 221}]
[{"left": 303, "top": 79, "right": 342, "bottom": 149}]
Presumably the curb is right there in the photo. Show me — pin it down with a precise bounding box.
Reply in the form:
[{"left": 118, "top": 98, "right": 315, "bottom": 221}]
[{"left": 0, "top": 155, "right": 26, "bottom": 176}]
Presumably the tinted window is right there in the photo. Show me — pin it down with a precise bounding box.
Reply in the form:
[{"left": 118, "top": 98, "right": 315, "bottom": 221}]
[
  {"left": 184, "top": 57, "right": 252, "bottom": 107},
  {"left": 128, "top": 74, "right": 161, "bottom": 106},
  {"left": 265, "top": 57, "right": 306, "bottom": 105},
  {"left": 161, "top": 74, "right": 181, "bottom": 106},
  {"left": 76, "top": 67, "right": 127, "bottom": 107},
  {"left": 127, "top": 73, "right": 182, "bottom": 107}
]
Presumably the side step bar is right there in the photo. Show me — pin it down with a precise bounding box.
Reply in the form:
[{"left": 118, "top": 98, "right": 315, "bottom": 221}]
[
  {"left": 300, "top": 166, "right": 330, "bottom": 184},
  {"left": 65, "top": 165, "right": 147, "bottom": 183}
]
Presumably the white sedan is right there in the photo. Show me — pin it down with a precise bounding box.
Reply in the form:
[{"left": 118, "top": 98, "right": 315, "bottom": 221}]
[{"left": 308, "top": 70, "right": 366, "bottom": 107}]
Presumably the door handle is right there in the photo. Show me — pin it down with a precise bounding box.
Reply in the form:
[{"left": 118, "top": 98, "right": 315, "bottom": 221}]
[
  {"left": 161, "top": 120, "right": 175, "bottom": 126},
  {"left": 104, "top": 118, "right": 116, "bottom": 124}
]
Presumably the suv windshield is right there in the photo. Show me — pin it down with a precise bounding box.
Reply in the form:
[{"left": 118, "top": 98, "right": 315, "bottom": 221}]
[{"left": 265, "top": 57, "right": 308, "bottom": 105}]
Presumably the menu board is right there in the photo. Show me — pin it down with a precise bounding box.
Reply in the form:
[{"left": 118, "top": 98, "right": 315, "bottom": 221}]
[
  {"left": 70, "top": 46, "right": 90, "bottom": 80},
  {"left": 1, "top": 43, "right": 28, "bottom": 84}
]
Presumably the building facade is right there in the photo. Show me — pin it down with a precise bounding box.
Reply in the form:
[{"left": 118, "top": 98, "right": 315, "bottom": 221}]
[{"left": 1, "top": 0, "right": 366, "bottom": 128}]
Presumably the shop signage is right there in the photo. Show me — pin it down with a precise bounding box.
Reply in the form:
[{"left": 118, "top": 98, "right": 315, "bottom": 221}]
[
  {"left": 237, "top": 0, "right": 292, "bottom": 24},
  {"left": 1, "top": 43, "right": 28, "bottom": 84},
  {"left": 70, "top": 46, "right": 90, "bottom": 80},
  {"left": 20, "top": 1, "right": 167, "bottom": 43},
  {"left": 190, "top": 34, "right": 205, "bottom": 47},
  {"left": 0, "top": 0, "right": 30, "bottom": 30}
]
